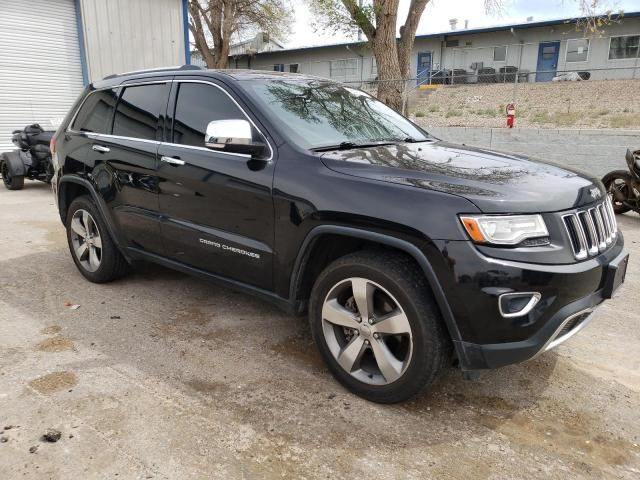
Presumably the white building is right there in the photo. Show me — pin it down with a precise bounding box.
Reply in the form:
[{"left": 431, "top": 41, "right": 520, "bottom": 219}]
[
  {"left": 0, "top": 0, "right": 189, "bottom": 149},
  {"left": 231, "top": 13, "right": 640, "bottom": 85}
]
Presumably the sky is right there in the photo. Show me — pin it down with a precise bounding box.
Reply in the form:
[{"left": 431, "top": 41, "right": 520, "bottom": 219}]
[{"left": 285, "top": 0, "right": 640, "bottom": 48}]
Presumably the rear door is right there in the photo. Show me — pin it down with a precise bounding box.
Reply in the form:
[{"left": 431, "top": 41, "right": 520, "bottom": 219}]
[
  {"left": 157, "top": 79, "right": 276, "bottom": 290},
  {"left": 83, "top": 79, "right": 171, "bottom": 254}
]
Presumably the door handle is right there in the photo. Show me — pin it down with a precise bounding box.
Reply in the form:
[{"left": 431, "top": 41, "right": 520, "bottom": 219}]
[
  {"left": 92, "top": 145, "right": 110, "bottom": 153},
  {"left": 161, "top": 156, "right": 185, "bottom": 166}
]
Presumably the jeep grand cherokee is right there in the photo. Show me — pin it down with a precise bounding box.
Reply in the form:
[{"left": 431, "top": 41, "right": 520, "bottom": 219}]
[{"left": 50, "top": 66, "right": 628, "bottom": 403}]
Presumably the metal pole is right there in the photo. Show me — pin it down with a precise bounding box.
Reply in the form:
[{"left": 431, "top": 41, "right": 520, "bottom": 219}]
[{"left": 513, "top": 41, "right": 524, "bottom": 104}]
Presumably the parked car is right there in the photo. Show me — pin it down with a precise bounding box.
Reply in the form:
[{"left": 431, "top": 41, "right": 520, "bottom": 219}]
[{"left": 51, "top": 66, "right": 628, "bottom": 403}]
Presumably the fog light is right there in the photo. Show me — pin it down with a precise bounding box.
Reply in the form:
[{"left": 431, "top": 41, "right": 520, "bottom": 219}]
[{"left": 498, "top": 292, "right": 541, "bottom": 318}]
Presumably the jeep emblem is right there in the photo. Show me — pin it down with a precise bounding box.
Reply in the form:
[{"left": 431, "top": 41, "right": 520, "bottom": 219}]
[{"left": 589, "top": 187, "right": 602, "bottom": 200}]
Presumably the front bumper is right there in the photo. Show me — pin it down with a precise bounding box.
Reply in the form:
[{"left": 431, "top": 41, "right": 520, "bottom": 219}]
[
  {"left": 458, "top": 291, "right": 601, "bottom": 369},
  {"left": 432, "top": 235, "right": 627, "bottom": 370}
]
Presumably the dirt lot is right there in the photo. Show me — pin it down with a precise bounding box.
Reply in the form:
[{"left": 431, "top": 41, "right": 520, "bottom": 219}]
[
  {"left": 0, "top": 182, "right": 639, "bottom": 479},
  {"left": 409, "top": 79, "right": 640, "bottom": 129}
]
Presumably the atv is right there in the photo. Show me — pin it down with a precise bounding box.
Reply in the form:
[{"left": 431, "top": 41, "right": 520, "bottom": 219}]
[{"left": 1, "top": 124, "right": 54, "bottom": 190}]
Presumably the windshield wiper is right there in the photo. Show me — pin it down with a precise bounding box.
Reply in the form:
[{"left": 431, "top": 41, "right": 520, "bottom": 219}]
[{"left": 310, "top": 141, "right": 395, "bottom": 152}]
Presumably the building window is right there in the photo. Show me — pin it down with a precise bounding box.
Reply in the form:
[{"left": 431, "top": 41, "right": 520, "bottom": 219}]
[
  {"left": 330, "top": 58, "right": 358, "bottom": 79},
  {"left": 273, "top": 64, "right": 285, "bottom": 72},
  {"left": 371, "top": 57, "right": 377, "bottom": 76},
  {"left": 566, "top": 38, "right": 589, "bottom": 62},
  {"left": 445, "top": 40, "right": 459, "bottom": 48},
  {"left": 289, "top": 64, "right": 299, "bottom": 73},
  {"left": 609, "top": 35, "right": 640, "bottom": 60},
  {"left": 493, "top": 46, "right": 507, "bottom": 62}
]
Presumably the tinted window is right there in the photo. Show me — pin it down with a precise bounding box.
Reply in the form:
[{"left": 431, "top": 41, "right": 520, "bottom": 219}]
[
  {"left": 112, "top": 84, "right": 168, "bottom": 140},
  {"left": 72, "top": 89, "right": 118, "bottom": 133},
  {"left": 172, "top": 83, "right": 246, "bottom": 147}
]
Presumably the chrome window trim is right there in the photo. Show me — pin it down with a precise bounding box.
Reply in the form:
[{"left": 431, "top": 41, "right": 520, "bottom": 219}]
[
  {"left": 66, "top": 78, "right": 273, "bottom": 163},
  {"left": 86, "top": 132, "right": 161, "bottom": 146},
  {"left": 160, "top": 141, "right": 251, "bottom": 159}
]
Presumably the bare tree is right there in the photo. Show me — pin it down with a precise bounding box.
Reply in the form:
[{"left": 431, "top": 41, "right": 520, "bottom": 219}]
[
  {"left": 189, "top": 0, "right": 292, "bottom": 69},
  {"left": 311, "top": 0, "right": 434, "bottom": 112}
]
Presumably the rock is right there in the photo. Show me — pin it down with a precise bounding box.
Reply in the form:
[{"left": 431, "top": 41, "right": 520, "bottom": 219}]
[
  {"left": 41, "top": 429, "right": 62, "bottom": 443},
  {"left": 0, "top": 436, "right": 8, "bottom": 443},
  {"left": 29, "top": 445, "right": 38, "bottom": 453},
  {"left": 3, "top": 425, "right": 14, "bottom": 431},
  {"left": 110, "top": 316, "right": 121, "bottom": 319},
  {"left": 328, "top": 393, "right": 336, "bottom": 400}
]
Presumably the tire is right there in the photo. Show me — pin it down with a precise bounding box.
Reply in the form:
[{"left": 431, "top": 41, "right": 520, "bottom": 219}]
[
  {"left": 1, "top": 161, "right": 24, "bottom": 190},
  {"left": 66, "top": 195, "right": 129, "bottom": 283},
  {"left": 603, "top": 170, "right": 632, "bottom": 214},
  {"left": 309, "top": 251, "right": 449, "bottom": 403}
]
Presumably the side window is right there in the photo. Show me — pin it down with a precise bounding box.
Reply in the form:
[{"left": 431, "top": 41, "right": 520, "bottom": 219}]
[
  {"left": 172, "top": 83, "right": 251, "bottom": 148},
  {"left": 112, "top": 84, "right": 169, "bottom": 140},
  {"left": 71, "top": 89, "right": 118, "bottom": 133}
]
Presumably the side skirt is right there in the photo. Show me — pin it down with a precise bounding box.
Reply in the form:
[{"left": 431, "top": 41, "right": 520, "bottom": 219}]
[{"left": 127, "top": 247, "right": 295, "bottom": 314}]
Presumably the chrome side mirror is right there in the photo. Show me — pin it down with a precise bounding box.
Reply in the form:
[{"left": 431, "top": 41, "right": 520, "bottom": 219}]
[{"left": 204, "top": 119, "right": 266, "bottom": 157}]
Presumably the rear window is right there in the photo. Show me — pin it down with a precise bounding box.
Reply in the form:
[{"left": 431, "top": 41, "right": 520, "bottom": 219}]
[
  {"left": 112, "top": 83, "right": 169, "bottom": 141},
  {"left": 71, "top": 89, "right": 118, "bottom": 133}
]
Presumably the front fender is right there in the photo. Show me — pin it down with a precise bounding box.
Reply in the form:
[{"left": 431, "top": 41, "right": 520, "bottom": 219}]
[
  {"left": 1, "top": 151, "right": 26, "bottom": 176},
  {"left": 289, "top": 225, "right": 470, "bottom": 368}
]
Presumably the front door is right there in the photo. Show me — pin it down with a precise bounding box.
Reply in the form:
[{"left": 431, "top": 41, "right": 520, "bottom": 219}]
[
  {"left": 417, "top": 52, "right": 432, "bottom": 86},
  {"left": 536, "top": 41, "right": 560, "bottom": 82},
  {"left": 157, "top": 79, "right": 275, "bottom": 290}
]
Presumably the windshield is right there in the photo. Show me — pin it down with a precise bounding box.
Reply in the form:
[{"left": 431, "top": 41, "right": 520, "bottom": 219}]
[{"left": 240, "top": 79, "right": 430, "bottom": 150}]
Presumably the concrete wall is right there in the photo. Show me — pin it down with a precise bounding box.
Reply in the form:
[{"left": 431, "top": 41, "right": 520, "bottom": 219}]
[
  {"left": 426, "top": 127, "right": 640, "bottom": 177},
  {"left": 80, "top": 0, "right": 186, "bottom": 82}
]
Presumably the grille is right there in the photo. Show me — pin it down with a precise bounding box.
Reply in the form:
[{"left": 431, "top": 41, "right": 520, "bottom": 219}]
[{"left": 562, "top": 199, "right": 618, "bottom": 260}]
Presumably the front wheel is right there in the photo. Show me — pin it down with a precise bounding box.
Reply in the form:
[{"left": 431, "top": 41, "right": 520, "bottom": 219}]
[
  {"left": 603, "top": 170, "right": 633, "bottom": 214},
  {"left": 1, "top": 161, "right": 24, "bottom": 190},
  {"left": 309, "top": 251, "right": 449, "bottom": 403}
]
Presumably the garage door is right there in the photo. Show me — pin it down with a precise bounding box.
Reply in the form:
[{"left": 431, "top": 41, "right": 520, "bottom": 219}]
[{"left": 0, "top": 0, "right": 85, "bottom": 150}]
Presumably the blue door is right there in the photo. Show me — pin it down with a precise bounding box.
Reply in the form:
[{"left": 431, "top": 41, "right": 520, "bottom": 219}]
[
  {"left": 536, "top": 41, "right": 560, "bottom": 82},
  {"left": 417, "top": 52, "right": 432, "bottom": 85}
]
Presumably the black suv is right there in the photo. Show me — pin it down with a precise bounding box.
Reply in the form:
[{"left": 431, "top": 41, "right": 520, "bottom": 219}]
[{"left": 51, "top": 66, "right": 628, "bottom": 403}]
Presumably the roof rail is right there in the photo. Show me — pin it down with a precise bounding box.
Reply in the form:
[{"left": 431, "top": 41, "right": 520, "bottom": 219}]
[{"left": 102, "top": 64, "right": 203, "bottom": 80}]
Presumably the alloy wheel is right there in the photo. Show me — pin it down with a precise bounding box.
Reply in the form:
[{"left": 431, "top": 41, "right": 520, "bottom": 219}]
[
  {"left": 321, "top": 277, "right": 413, "bottom": 385},
  {"left": 70, "top": 209, "right": 102, "bottom": 272}
]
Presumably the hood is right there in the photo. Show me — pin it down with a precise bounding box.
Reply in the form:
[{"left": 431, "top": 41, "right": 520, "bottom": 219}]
[{"left": 320, "top": 140, "right": 603, "bottom": 213}]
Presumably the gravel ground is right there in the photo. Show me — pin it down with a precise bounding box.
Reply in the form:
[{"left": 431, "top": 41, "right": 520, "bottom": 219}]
[
  {"left": 409, "top": 79, "right": 640, "bottom": 129},
  {"left": 0, "top": 181, "right": 639, "bottom": 479}
]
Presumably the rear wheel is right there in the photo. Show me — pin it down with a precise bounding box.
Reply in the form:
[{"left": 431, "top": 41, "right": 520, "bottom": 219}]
[
  {"left": 66, "top": 196, "right": 129, "bottom": 283},
  {"left": 603, "top": 170, "right": 632, "bottom": 214},
  {"left": 309, "top": 251, "right": 449, "bottom": 403},
  {"left": 1, "top": 161, "right": 24, "bottom": 190}
]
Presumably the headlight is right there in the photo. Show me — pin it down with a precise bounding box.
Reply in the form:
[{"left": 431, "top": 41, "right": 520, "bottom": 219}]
[{"left": 459, "top": 214, "right": 549, "bottom": 245}]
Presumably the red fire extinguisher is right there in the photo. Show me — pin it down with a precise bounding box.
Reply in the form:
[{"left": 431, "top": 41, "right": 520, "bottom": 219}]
[{"left": 506, "top": 103, "right": 516, "bottom": 128}]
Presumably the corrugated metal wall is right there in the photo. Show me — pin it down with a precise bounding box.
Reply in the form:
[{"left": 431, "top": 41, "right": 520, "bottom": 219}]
[
  {"left": 0, "top": 0, "right": 85, "bottom": 150},
  {"left": 80, "top": 0, "right": 186, "bottom": 81}
]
